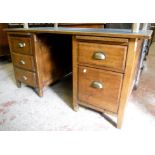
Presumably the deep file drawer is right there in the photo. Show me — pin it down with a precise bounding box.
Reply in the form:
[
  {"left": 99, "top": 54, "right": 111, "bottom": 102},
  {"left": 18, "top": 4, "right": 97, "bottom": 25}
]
[{"left": 78, "top": 66, "right": 123, "bottom": 113}]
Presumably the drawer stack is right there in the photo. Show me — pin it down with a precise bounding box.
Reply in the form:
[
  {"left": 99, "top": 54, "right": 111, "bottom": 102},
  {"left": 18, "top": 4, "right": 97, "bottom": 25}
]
[
  {"left": 8, "top": 33, "right": 73, "bottom": 97},
  {"left": 8, "top": 34, "right": 39, "bottom": 94},
  {"left": 73, "top": 36, "right": 128, "bottom": 114}
]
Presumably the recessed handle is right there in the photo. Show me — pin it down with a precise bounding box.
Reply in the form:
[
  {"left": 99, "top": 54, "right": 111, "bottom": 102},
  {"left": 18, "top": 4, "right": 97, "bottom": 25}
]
[
  {"left": 20, "top": 60, "right": 25, "bottom": 65},
  {"left": 18, "top": 42, "right": 26, "bottom": 48},
  {"left": 93, "top": 52, "right": 106, "bottom": 60},
  {"left": 91, "top": 81, "right": 103, "bottom": 89},
  {"left": 22, "top": 76, "right": 28, "bottom": 80}
]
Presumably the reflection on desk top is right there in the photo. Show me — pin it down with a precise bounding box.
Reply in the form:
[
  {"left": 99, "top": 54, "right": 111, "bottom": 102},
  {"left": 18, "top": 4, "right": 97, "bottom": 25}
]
[{"left": 5, "top": 27, "right": 152, "bottom": 39}]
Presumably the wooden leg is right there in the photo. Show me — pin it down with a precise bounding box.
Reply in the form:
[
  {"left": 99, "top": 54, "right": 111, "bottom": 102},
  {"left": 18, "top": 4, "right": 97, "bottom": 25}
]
[
  {"left": 72, "top": 36, "right": 79, "bottom": 112},
  {"left": 117, "top": 122, "right": 122, "bottom": 129},
  {"left": 117, "top": 114, "right": 124, "bottom": 129},
  {"left": 16, "top": 80, "right": 21, "bottom": 88},
  {"left": 36, "top": 88, "right": 43, "bottom": 97},
  {"left": 73, "top": 104, "right": 79, "bottom": 112}
]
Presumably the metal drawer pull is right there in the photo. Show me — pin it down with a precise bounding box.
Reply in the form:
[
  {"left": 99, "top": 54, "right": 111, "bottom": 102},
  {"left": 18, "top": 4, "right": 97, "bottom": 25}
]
[
  {"left": 91, "top": 81, "right": 103, "bottom": 89},
  {"left": 93, "top": 52, "right": 106, "bottom": 60},
  {"left": 18, "top": 42, "right": 26, "bottom": 48},
  {"left": 22, "top": 76, "right": 28, "bottom": 80},
  {"left": 20, "top": 60, "right": 25, "bottom": 65}
]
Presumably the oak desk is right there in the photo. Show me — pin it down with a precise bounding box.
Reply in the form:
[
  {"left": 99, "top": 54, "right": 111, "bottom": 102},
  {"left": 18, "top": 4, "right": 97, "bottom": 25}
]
[{"left": 6, "top": 28, "right": 152, "bottom": 128}]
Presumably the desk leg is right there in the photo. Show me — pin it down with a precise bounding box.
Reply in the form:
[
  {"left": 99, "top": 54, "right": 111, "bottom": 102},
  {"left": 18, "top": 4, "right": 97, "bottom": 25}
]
[
  {"left": 72, "top": 36, "right": 79, "bottom": 111},
  {"left": 117, "top": 39, "right": 138, "bottom": 129},
  {"left": 117, "top": 114, "right": 123, "bottom": 129},
  {"left": 73, "top": 104, "right": 79, "bottom": 112},
  {"left": 73, "top": 66, "right": 79, "bottom": 111},
  {"left": 16, "top": 80, "right": 21, "bottom": 88},
  {"left": 36, "top": 88, "right": 43, "bottom": 97}
]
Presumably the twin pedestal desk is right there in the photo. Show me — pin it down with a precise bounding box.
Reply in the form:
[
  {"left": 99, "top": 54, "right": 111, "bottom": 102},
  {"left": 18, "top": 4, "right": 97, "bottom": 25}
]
[{"left": 6, "top": 28, "right": 152, "bottom": 128}]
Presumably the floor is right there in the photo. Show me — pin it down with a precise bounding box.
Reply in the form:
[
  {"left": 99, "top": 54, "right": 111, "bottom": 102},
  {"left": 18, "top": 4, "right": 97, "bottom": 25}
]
[{"left": 0, "top": 42, "right": 155, "bottom": 131}]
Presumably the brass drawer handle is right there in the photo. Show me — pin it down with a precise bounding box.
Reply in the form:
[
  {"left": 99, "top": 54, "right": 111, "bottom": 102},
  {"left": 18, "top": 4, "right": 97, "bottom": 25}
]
[
  {"left": 93, "top": 52, "right": 106, "bottom": 60},
  {"left": 20, "top": 60, "right": 25, "bottom": 65},
  {"left": 22, "top": 76, "right": 28, "bottom": 80},
  {"left": 18, "top": 42, "right": 26, "bottom": 48},
  {"left": 91, "top": 81, "right": 103, "bottom": 89}
]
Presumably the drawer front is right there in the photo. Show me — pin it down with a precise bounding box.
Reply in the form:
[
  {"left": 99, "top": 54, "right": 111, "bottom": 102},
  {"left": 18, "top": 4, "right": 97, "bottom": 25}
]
[
  {"left": 78, "top": 66, "right": 123, "bottom": 113},
  {"left": 12, "top": 53, "right": 36, "bottom": 71},
  {"left": 9, "top": 36, "right": 32, "bottom": 55},
  {"left": 78, "top": 42, "right": 127, "bottom": 72},
  {"left": 14, "top": 67, "right": 37, "bottom": 87}
]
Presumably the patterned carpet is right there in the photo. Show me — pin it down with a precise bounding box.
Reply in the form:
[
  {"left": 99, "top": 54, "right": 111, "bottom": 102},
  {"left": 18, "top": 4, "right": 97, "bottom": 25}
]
[{"left": 0, "top": 43, "right": 155, "bottom": 131}]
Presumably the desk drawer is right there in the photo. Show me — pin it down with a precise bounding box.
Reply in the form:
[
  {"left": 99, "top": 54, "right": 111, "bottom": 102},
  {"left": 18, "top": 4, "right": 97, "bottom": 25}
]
[
  {"left": 14, "top": 67, "right": 37, "bottom": 87},
  {"left": 9, "top": 36, "right": 32, "bottom": 55},
  {"left": 12, "top": 53, "right": 36, "bottom": 71},
  {"left": 78, "top": 66, "right": 123, "bottom": 113},
  {"left": 78, "top": 42, "right": 127, "bottom": 72}
]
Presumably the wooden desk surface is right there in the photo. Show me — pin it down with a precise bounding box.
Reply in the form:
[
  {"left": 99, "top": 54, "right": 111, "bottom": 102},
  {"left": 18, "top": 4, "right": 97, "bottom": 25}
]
[{"left": 5, "top": 27, "right": 152, "bottom": 39}]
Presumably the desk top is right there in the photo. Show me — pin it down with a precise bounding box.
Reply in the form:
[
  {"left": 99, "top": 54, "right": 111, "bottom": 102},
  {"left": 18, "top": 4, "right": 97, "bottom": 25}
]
[{"left": 5, "top": 27, "right": 152, "bottom": 39}]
